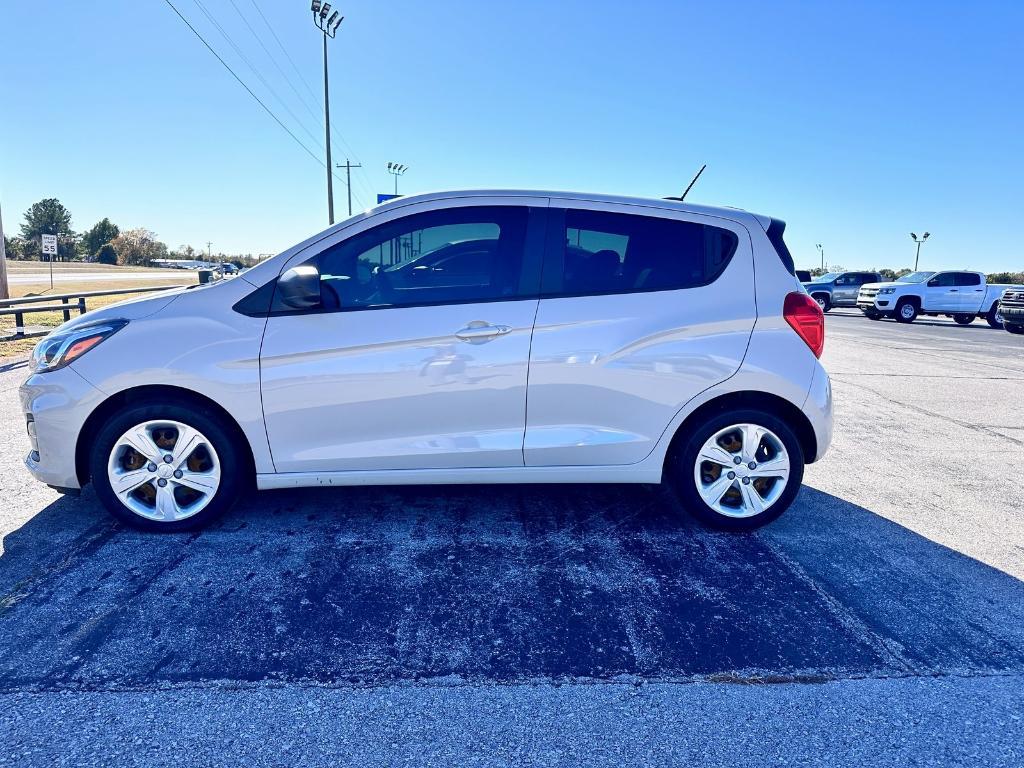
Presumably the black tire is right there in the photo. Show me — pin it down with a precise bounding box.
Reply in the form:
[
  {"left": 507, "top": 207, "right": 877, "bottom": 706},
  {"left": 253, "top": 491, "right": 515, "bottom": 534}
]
[
  {"left": 812, "top": 294, "right": 831, "bottom": 313},
  {"left": 953, "top": 313, "right": 975, "bottom": 326},
  {"left": 668, "top": 408, "right": 805, "bottom": 532},
  {"left": 895, "top": 300, "right": 918, "bottom": 323},
  {"left": 864, "top": 310, "right": 882, "bottom": 321},
  {"left": 90, "top": 398, "right": 246, "bottom": 532},
  {"left": 1006, "top": 323, "right": 1024, "bottom": 335},
  {"left": 986, "top": 304, "right": 1003, "bottom": 329}
]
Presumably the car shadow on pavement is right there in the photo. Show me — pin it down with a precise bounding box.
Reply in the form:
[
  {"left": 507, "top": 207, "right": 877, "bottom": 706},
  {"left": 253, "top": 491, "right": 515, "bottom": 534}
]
[{"left": 1, "top": 483, "right": 1022, "bottom": 691}]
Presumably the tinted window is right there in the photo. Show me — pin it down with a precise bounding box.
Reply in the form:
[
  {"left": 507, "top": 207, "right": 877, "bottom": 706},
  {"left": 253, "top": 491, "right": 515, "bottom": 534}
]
[
  {"left": 929, "top": 273, "right": 957, "bottom": 287},
  {"left": 548, "top": 209, "right": 739, "bottom": 296},
  {"left": 308, "top": 206, "right": 529, "bottom": 310},
  {"left": 955, "top": 272, "right": 982, "bottom": 286}
]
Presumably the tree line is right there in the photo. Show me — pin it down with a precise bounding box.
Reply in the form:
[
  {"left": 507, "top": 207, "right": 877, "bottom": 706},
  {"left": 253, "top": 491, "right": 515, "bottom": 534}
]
[{"left": 2, "top": 198, "right": 260, "bottom": 268}]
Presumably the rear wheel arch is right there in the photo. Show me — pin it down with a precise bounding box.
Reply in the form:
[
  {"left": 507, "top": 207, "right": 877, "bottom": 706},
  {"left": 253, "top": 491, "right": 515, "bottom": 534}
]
[
  {"left": 75, "top": 385, "right": 256, "bottom": 488},
  {"left": 664, "top": 391, "right": 818, "bottom": 472}
]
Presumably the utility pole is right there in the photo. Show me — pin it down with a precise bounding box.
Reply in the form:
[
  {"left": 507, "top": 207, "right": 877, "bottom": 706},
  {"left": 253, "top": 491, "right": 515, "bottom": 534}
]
[
  {"left": 911, "top": 232, "right": 930, "bottom": 271},
  {"left": 311, "top": 2, "right": 344, "bottom": 225},
  {"left": 207, "top": 241, "right": 212, "bottom": 261},
  {"left": 336, "top": 159, "right": 362, "bottom": 216},
  {"left": 0, "top": 200, "right": 9, "bottom": 300}
]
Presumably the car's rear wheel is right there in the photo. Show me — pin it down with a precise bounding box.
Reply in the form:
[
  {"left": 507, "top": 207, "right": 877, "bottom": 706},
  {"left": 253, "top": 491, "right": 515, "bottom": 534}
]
[
  {"left": 670, "top": 409, "right": 805, "bottom": 531},
  {"left": 90, "top": 401, "right": 244, "bottom": 531},
  {"left": 895, "top": 300, "right": 918, "bottom": 323},
  {"left": 864, "top": 310, "right": 882, "bottom": 321},
  {"left": 953, "top": 313, "right": 975, "bottom": 326},
  {"left": 986, "top": 304, "right": 1003, "bottom": 329}
]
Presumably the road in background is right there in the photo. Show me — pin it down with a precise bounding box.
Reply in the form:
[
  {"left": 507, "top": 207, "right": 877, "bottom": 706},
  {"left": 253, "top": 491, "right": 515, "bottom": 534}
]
[
  {"left": 1, "top": 311, "right": 1022, "bottom": 766},
  {"left": 8, "top": 271, "right": 197, "bottom": 285}
]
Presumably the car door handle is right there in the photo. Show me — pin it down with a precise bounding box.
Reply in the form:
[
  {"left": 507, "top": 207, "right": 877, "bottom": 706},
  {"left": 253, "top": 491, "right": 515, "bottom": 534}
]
[
  {"left": 455, "top": 323, "right": 511, "bottom": 340},
  {"left": 974, "top": 289, "right": 983, "bottom": 292},
  {"left": 949, "top": 289, "right": 958, "bottom": 292}
]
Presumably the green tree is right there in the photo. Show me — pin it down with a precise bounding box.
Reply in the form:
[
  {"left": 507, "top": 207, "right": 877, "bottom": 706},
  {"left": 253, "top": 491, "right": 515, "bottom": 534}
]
[
  {"left": 96, "top": 243, "right": 118, "bottom": 265},
  {"left": 20, "top": 198, "right": 76, "bottom": 261},
  {"left": 81, "top": 218, "right": 120, "bottom": 257},
  {"left": 111, "top": 228, "right": 169, "bottom": 266}
]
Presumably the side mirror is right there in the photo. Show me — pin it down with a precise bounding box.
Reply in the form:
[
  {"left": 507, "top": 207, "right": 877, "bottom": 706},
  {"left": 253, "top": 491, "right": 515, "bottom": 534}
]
[
  {"left": 927, "top": 278, "right": 939, "bottom": 287},
  {"left": 277, "top": 265, "right": 321, "bottom": 309}
]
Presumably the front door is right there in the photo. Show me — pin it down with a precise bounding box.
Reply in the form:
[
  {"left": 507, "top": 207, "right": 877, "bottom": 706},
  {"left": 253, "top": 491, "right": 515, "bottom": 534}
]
[
  {"left": 925, "top": 272, "right": 959, "bottom": 311},
  {"left": 259, "top": 203, "right": 545, "bottom": 473}
]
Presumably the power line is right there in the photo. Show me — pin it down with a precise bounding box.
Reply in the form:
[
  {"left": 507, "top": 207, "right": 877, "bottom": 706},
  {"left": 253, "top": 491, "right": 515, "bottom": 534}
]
[
  {"left": 191, "top": 0, "right": 325, "bottom": 152},
  {"left": 163, "top": 0, "right": 326, "bottom": 168},
  {"left": 227, "top": 0, "right": 324, "bottom": 125}
]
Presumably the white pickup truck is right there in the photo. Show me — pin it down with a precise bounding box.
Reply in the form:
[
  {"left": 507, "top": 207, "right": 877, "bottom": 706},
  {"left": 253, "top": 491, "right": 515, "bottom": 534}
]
[{"left": 857, "top": 270, "right": 1024, "bottom": 326}]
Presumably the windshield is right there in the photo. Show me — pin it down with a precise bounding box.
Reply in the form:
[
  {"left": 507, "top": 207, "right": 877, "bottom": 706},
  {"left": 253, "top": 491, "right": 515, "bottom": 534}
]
[
  {"left": 816, "top": 272, "right": 840, "bottom": 282},
  {"left": 896, "top": 271, "right": 936, "bottom": 283}
]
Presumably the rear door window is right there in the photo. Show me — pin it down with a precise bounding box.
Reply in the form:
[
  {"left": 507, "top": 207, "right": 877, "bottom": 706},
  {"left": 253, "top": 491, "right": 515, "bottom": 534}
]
[
  {"left": 543, "top": 209, "right": 739, "bottom": 297},
  {"left": 955, "top": 272, "right": 982, "bottom": 287}
]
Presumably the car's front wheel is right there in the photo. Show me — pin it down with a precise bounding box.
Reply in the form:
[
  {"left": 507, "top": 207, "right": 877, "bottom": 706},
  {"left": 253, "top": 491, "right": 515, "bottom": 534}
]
[
  {"left": 670, "top": 409, "right": 805, "bottom": 531},
  {"left": 90, "top": 400, "right": 245, "bottom": 531},
  {"left": 1006, "top": 323, "right": 1024, "bottom": 335},
  {"left": 812, "top": 294, "right": 831, "bottom": 312},
  {"left": 895, "top": 300, "right": 918, "bottom": 323}
]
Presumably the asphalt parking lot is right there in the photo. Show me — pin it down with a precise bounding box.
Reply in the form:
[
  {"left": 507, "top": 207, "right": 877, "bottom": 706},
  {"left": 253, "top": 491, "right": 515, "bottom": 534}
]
[{"left": 1, "top": 310, "right": 1023, "bottom": 766}]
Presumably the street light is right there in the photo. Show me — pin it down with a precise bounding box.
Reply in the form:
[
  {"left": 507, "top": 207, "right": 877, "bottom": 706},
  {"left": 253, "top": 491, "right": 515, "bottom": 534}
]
[
  {"left": 816, "top": 243, "right": 824, "bottom": 271},
  {"left": 910, "top": 232, "right": 931, "bottom": 271},
  {"left": 387, "top": 162, "right": 408, "bottom": 196},
  {"left": 311, "top": 1, "right": 344, "bottom": 225}
]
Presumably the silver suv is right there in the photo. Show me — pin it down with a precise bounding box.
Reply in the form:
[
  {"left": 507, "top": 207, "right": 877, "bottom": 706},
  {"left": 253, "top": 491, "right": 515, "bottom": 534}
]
[{"left": 21, "top": 190, "right": 832, "bottom": 532}]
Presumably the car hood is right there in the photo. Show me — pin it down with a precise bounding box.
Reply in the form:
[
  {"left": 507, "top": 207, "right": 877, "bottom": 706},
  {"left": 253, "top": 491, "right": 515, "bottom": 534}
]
[{"left": 43, "top": 284, "right": 196, "bottom": 336}]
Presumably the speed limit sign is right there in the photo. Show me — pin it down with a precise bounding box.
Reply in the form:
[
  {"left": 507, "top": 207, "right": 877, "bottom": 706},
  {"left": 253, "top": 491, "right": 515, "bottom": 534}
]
[{"left": 41, "top": 234, "right": 57, "bottom": 256}]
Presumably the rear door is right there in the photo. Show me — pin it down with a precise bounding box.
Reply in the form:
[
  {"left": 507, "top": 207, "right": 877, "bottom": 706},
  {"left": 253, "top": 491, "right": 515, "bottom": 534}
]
[
  {"left": 259, "top": 199, "right": 547, "bottom": 473},
  {"left": 524, "top": 202, "right": 755, "bottom": 466},
  {"left": 955, "top": 272, "right": 984, "bottom": 312}
]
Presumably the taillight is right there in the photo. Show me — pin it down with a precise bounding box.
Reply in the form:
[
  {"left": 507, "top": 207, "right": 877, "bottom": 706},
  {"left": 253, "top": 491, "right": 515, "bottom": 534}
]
[{"left": 783, "top": 292, "right": 825, "bottom": 358}]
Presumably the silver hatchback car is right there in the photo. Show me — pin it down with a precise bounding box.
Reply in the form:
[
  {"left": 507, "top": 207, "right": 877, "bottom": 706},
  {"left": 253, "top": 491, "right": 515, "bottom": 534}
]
[{"left": 21, "top": 190, "right": 832, "bottom": 531}]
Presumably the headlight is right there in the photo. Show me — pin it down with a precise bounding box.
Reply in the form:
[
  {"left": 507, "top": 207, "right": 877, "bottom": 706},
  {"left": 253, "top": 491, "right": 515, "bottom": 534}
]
[
  {"left": 879, "top": 287, "right": 897, "bottom": 294},
  {"left": 29, "top": 319, "right": 128, "bottom": 373}
]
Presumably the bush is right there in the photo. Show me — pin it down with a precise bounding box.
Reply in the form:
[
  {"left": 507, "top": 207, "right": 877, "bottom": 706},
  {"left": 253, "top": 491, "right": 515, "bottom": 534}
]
[
  {"left": 96, "top": 243, "right": 118, "bottom": 265},
  {"left": 988, "top": 271, "right": 1024, "bottom": 284}
]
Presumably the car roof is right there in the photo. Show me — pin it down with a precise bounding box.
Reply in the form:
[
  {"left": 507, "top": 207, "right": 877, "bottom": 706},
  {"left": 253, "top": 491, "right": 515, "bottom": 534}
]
[{"left": 370, "top": 189, "right": 773, "bottom": 230}]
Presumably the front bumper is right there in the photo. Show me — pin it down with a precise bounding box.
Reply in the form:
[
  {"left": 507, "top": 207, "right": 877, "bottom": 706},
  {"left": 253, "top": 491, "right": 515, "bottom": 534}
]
[{"left": 20, "top": 365, "right": 107, "bottom": 490}]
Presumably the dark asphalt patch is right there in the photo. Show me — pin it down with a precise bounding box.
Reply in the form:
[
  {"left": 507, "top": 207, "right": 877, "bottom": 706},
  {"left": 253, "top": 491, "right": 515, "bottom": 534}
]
[{"left": 1, "top": 485, "right": 1023, "bottom": 691}]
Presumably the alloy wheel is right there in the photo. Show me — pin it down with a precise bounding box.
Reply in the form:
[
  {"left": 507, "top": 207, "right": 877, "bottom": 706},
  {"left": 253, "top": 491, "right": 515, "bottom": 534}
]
[
  {"left": 693, "top": 423, "right": 791, "bottom": 518},
  {"left": 106, "top": 420, "right": 222, "bottom": 522}
]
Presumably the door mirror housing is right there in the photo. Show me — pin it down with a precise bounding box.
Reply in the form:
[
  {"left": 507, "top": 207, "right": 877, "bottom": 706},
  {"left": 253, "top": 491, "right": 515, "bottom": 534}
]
[
  {"left": 927, "top": 277, "right": 939, "bottom": 287},
  {"left": 278, "top": 265, "right": 322, "bottom": 309}
]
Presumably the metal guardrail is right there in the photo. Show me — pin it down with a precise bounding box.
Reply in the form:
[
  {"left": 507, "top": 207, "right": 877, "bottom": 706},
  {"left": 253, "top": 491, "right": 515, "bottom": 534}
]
[{"left": 0, "top": 284, "right": 188, "bottom": 342}]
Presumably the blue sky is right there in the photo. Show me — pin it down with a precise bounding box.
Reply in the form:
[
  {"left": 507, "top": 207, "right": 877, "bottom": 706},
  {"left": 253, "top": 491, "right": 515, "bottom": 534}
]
[{"left": 2, "top": 1, "right": 1022, "bottom": 271}]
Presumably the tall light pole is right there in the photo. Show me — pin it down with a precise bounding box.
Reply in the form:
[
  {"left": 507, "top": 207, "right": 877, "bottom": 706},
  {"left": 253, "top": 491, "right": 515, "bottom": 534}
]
[
  {"left": 816, "top": 243, "right": 824, "bottom": 271},
  {"left": 311, "top": 2, "right": 343, "bottom": 225},
  {"left": 910, "top": 232, "right": 930, "bottom": 271},
  {"left": 387, "top": 162, "right": 408, "bottom": 195}
]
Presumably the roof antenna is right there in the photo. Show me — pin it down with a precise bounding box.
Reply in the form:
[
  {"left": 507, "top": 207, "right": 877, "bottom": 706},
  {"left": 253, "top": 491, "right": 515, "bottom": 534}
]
[{"left": 679, "top": 163, "right": 706, "bottom": 201}]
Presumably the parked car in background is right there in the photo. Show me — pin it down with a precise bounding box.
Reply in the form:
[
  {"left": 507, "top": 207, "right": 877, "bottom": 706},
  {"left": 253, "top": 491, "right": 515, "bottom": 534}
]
[
  {"left": 795, "top": 269, "right": 812, "bottom": 283},
  {"left": 857, "top": 270, "right": 1023, "bottom": 325},
  {"left": 21, "top": 189, "right": 831, "bottom": 533},
  {"left": 999, "top": 288, "right": 1024, "bottom": 334},
  {"left": 801, "top": 271, "right": 882, "bottom": 311},
  {"left": 219, "top": 263, "right": 239, "bottom": 275}
]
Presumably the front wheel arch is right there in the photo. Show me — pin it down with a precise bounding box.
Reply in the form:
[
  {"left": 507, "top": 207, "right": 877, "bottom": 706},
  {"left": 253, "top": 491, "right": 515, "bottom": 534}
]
[{"left": 75, "top": 385, "right": 256, "bottom": 489}]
